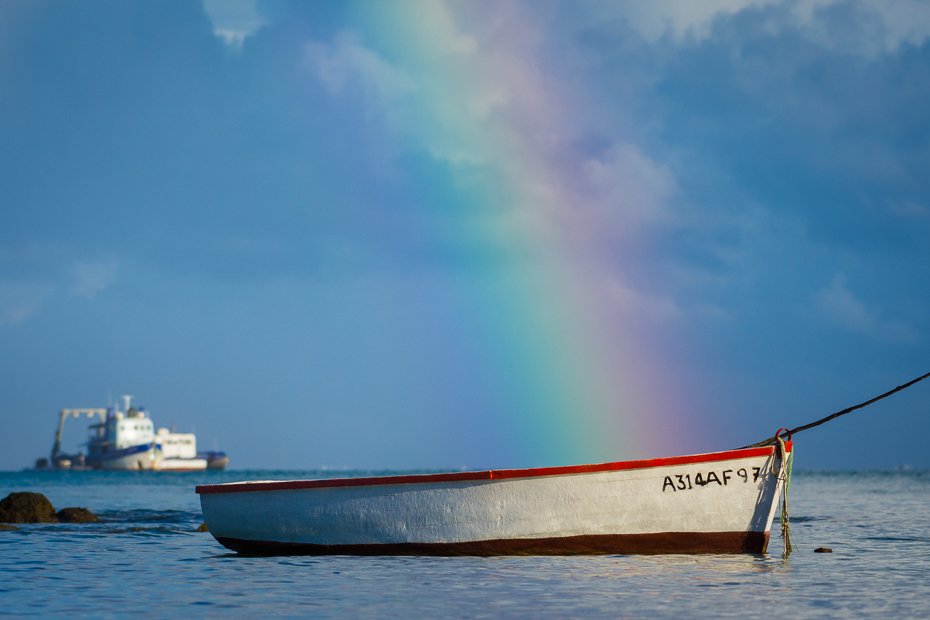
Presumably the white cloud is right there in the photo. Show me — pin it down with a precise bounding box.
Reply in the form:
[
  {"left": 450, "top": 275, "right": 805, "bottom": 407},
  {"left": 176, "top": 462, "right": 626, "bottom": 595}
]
[
  {"left": 582, "top": 143, "right": 678, "bottom": 232},
  {"left": 814, "top": 273, "right": 918, "bottom": 343},
  {"left": 201, "top": 0, "right": 265, "bottom": 48},
  {"left": 0, "top": 280, "right": 53, "bottom": 327},
  {"left": 608, "top": 278, "right": 682, "bottom": 322},
  {"left": 576, "top": 0, "right": 930, "bottom": 54},
  {"left": 576, "top": 0, "right": 777, "bottom": 42},
  {"left": 890, "top": 201, "right": 930, "bottom": 219},
  {"left": 791, "top": 0, "right": 930, "bottom": 53},
  {"left": 299, "top": 7, "right": 684, "bottom": 262},
  {"left": 398, "top": 0, "right": 478, "bottom": 56},
  {"left": 305, "top": 32, "right": 417, "bottom": 105},
  {"left": 0, "top": 260, "right": 118, "bottom": 327},
  {"left": 71, "top": 260, "right": 117, "bottom": 299}
]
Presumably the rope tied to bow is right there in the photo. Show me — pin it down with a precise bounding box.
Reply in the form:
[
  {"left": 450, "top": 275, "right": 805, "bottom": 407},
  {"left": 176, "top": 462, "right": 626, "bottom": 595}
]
[
  {"left": 771, "top": 433, "right": 795, "bottom": 557},
  {"left": 743, "top": 370, "right": 930, "bottom": 449},
  {"left": 738, "top": 371, "right": 929, "bottom": 557}
]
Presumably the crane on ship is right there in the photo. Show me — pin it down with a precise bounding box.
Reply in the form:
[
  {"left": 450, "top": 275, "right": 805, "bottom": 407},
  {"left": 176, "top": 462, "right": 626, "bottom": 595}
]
[{"left": 48, "top": 408, "right": 108, "bottom": 468}]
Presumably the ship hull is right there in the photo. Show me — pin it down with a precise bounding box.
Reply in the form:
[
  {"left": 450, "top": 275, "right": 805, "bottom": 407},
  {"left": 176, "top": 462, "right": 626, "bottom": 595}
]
[
  {"left": 88, "top": 443, "right": 157, "bottom": 471},
  {"left": 156, "top": 458, "right": 209, "bottom": 471}
]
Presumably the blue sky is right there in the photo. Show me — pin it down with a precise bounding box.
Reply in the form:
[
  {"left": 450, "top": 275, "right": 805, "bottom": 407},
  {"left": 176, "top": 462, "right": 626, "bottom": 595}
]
[{"left": 1, "top": 0, "right": 928, "bottom": 471}]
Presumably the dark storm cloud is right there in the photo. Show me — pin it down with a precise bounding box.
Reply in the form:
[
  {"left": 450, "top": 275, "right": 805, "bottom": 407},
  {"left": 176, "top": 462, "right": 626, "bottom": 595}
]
[
  {"left": 567, "top": 1, "right": 930, "bottom": 335},
  {"left": 583, "top": 2, "right": 930, "bottom": 252}
]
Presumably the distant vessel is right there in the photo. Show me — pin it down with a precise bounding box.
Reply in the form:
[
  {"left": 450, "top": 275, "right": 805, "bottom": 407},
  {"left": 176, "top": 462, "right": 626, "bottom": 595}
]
[{"left": 37, "top": 395, "right": 228, "bottom": 471}]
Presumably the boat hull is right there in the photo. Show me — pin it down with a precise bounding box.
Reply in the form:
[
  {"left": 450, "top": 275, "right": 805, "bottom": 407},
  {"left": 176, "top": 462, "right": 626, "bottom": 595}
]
[
  {"left": 215, "top": 531, "right": 769, "bottom": 556},
  {"left": 197, "top": 445, "right": 789, "bottom": 556}
]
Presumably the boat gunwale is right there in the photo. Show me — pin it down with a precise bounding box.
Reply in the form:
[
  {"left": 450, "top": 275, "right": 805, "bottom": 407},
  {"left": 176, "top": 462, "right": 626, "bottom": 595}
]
[{"left": 196, "top": 443, "right": 789, "bottom": 495}]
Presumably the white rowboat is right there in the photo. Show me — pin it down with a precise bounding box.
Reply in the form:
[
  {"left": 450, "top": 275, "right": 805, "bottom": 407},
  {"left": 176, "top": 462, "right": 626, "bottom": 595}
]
[{"left": 196, "top": 443, "right": 791, "bottom": 556}]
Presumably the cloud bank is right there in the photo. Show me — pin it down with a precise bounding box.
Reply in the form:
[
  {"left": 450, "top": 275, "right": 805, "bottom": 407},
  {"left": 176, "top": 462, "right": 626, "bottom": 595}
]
[{"left": 0, "top": 0, "right": 927, "bottom": 469}]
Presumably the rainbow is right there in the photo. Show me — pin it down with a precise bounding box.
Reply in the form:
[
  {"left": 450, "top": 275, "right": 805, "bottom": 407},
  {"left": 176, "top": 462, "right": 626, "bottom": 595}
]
[{"left": 305, "top": 2, "right": 695, "bottom": 465}]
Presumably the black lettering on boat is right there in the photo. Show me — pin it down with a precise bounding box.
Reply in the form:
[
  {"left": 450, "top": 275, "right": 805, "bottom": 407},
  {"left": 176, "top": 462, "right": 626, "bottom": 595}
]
[{"left": 665, "top": 468, "right": 756, "bottom": 491}]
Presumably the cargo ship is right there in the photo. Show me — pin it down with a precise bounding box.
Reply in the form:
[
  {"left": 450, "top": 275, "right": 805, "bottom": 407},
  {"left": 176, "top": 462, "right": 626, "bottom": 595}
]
[{"left": 36, "top": 395, "right": 228, "bottom": 471}]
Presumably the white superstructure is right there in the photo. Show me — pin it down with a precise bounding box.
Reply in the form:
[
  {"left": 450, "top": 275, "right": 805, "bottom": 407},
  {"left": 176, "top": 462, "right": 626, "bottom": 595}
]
[
  {"left": 155, "top": 428, "right": 209, "bottom": 470},
  {"left": 110, "top": 413, "right": 156, "bottom": 450},
  {"left": 156, "top": 429, "right": 197, "bottom": 458},
  {"left": 86, "top": 398, "right": 159, "bottom": 470}
]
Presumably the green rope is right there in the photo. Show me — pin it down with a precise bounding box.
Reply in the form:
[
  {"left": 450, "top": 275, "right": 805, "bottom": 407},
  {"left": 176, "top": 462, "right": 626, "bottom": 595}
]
[
  {"left": 775, "top": 437, "right": 795, "bottom": 557},
  {"left": 786, "top": 446, "right": 793, "bottom": 494}
]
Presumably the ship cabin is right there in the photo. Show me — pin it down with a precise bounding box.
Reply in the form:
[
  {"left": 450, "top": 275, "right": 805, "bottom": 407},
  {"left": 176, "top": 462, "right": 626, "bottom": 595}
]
[
  {"left": 88, "top": 407, "right": 155, "bottom": 454},
  {"left": 156, "top": 428, "right": 197, "bottom": 459}
]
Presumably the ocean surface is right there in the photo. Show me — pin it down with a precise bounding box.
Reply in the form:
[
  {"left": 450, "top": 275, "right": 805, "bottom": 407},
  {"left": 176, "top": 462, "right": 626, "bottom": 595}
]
[{"left": 2, "top": 468, "right": 929, "bottom": 618}]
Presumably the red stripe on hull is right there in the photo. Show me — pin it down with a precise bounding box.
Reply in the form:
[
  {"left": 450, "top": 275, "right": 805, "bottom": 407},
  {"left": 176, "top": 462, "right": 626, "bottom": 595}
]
[
  {"left": 215, "top": 531, "right": 771, "bottom": 556},
  {"left": 197, "top": 444, "right": 790, "bottom": 495}
]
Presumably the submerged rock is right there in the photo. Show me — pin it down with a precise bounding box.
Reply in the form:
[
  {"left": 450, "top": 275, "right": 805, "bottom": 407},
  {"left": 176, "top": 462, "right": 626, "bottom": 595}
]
[
  {"left": 196, "top": 523, "right": 209, "bottom": 532},
  {"left": 56, "top": 507, "right": 100, "bottom": 523},
  {"left": 0, "top": 492, "right": 58, "bottom": 523},
  {"left": 0, "top": 523, "right": 21, "bottom": 531}
]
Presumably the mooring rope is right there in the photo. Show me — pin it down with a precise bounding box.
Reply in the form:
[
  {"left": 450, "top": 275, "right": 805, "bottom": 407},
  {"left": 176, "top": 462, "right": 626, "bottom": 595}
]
[
  {"left": 743, "top": 370, "right": 929, "bottom": 557},
  {"left": 772, "top": 435, "right": 794, "bottom": 557},
  {"left": 743, "top": 369, "right": 930, "bottom": 449}
]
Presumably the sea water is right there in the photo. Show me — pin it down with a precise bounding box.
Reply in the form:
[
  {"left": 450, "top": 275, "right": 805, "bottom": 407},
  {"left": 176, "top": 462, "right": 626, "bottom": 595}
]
[{"left": 2, "top": 469, "right": 929, "bottom": 618}]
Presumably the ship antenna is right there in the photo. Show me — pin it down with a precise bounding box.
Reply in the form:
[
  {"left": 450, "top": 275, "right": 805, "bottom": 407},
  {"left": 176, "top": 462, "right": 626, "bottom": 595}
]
[{"left": 121, "top": 394, "right": 133, "bottom": 413}]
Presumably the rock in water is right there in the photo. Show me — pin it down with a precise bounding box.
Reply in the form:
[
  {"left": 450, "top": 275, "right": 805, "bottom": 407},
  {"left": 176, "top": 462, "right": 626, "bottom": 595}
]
[
  {"left": 0, "top": 523, "right": 21, "bottom": 531},
  {"left": 56, "top": 507, "right": 100, "bottom": 523},
  {"left": 0, "top": 492, "right": 58, "bottom": 523}
]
